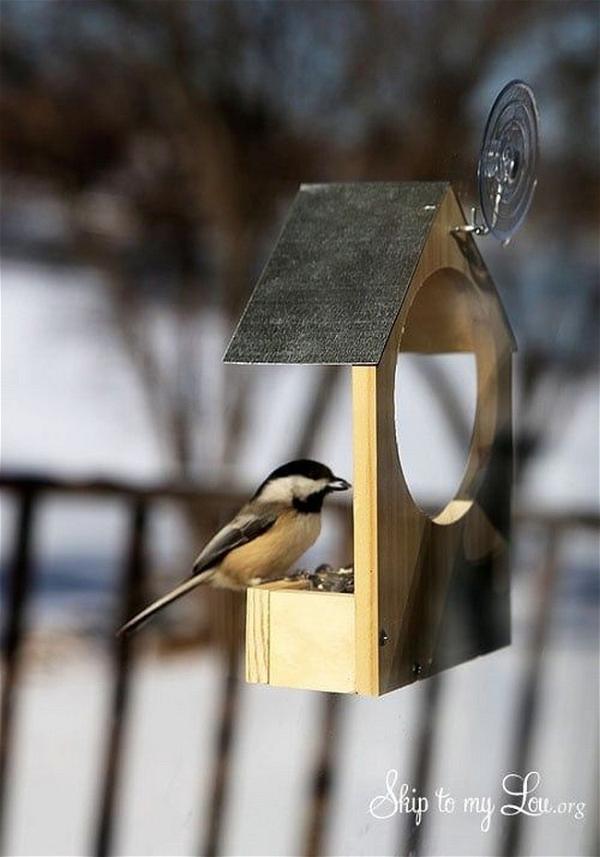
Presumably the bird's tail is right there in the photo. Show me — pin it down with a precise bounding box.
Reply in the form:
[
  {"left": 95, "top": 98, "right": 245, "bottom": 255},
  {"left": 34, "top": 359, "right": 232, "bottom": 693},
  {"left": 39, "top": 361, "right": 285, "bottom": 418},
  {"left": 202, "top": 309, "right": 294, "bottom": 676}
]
[{"left": 117, "top": 572, "right": 209, "bottom": 637}]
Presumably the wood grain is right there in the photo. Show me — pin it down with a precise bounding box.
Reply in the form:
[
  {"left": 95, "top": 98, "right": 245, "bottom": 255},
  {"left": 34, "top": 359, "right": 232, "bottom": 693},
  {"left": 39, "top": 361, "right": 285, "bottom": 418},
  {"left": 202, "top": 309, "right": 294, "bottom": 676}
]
[{"left": 245, "top": 587, "right": 270, "bottom": 684}]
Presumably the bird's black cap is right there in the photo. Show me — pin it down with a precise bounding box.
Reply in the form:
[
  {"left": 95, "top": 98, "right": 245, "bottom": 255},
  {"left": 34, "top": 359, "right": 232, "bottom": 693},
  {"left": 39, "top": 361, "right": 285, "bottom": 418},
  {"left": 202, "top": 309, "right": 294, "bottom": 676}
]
[
  {"left": 268, "top": 459, "right": 334, "bottom": 482},
  {"left": 253, "top": 459, "right": 343, "bottom": 499}
]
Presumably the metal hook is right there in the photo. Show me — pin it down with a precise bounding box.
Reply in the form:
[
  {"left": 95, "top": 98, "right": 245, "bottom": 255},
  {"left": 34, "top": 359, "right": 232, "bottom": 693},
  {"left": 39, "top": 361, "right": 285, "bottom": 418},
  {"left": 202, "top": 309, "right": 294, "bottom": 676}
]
[{"left": 451, "top": 206, "right": 490, "bottom": 237}]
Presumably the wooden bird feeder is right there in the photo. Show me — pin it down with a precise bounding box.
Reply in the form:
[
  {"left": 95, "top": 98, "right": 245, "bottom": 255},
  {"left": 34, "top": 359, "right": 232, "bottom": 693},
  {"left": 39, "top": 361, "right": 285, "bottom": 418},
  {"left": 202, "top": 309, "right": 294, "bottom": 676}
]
[{"left": 224, "top": 182, "right": 514, "bottom": 696}]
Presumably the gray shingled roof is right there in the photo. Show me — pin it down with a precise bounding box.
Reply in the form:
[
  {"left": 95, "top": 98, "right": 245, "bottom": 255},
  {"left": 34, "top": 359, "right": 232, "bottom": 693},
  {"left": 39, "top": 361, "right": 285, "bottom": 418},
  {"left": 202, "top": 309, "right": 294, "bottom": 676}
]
[{"left": 224, "top": 182, "right": 451, "bottom": 365}]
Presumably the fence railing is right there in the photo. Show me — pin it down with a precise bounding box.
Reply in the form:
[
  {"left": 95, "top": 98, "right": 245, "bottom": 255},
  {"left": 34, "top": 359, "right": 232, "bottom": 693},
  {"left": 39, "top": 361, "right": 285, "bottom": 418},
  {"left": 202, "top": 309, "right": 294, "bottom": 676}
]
[{"left": 0, "top": 470, "right": 598, "bottom": 857}]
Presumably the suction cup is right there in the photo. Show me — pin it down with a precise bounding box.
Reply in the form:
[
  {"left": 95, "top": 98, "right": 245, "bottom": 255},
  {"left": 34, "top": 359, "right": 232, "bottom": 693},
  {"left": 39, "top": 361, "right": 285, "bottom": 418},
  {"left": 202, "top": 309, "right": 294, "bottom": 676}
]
[{"left": 477, "top": 80, "right": 539, "bottom": 242}]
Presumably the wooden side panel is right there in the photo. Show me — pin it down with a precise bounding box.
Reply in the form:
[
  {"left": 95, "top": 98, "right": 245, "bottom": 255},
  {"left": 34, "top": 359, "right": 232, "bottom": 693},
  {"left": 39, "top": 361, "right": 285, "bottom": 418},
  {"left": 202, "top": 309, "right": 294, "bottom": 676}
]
[
  {"left": 352, "top": 367, "right": 380, "bottom": 695},
  {"left": 246, "top": 589, "right": 356, "bottom": 693},
  {"left": 352, "top": 186, "right": 513, "bottom": 696}
]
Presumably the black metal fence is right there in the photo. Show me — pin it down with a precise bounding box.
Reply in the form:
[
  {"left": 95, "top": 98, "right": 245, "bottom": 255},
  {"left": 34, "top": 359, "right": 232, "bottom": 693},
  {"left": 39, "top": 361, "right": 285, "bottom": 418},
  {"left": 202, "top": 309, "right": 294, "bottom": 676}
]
[{"left": 1, "top": 471, "right": 598, "bottom": 857}]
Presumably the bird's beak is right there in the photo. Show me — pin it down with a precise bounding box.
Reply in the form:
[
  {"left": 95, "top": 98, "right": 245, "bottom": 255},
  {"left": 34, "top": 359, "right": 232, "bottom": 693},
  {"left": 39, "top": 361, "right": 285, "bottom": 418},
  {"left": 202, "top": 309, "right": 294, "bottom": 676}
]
[{"left": 327, "top": 477, "right": 351, "bottom": 492}]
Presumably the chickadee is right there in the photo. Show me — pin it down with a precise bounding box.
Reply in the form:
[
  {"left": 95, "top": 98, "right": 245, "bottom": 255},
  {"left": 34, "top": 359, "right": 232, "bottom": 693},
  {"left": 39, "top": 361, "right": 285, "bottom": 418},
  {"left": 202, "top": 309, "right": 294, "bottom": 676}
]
[{"left": 118, "top": 459, "right": 350, "bottom": 636}]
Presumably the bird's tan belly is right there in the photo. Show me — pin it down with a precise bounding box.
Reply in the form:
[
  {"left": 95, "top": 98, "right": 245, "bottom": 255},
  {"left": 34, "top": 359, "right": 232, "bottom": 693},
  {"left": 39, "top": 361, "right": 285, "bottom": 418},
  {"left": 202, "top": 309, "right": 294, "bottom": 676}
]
[{"left": 213, "top": 511, "right": 321, "bottom": 588}]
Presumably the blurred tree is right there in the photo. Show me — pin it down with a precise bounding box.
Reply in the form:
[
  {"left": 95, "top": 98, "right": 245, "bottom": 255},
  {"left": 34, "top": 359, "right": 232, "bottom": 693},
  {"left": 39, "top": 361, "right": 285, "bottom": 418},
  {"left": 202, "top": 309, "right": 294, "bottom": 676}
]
[{"left": 1, "top": 0, "right": 598, "bottom": 478}]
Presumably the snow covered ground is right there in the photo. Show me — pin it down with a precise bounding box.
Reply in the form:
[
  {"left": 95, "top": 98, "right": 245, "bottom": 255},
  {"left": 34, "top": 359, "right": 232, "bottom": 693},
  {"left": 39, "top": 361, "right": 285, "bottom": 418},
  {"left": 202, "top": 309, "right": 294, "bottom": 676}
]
[{"left": 4, "top": 591, "right": 598, "bottom": 857}]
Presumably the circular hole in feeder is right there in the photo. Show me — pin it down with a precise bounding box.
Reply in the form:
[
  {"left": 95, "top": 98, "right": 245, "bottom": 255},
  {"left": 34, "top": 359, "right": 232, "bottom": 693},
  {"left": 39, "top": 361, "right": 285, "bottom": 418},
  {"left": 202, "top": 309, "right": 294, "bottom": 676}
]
[
  {"left": 394, "top": 353, "right": 477, "bottom": 520},
  {"left": 393, "top": 267, "right": 488, "bottom": 524}
]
